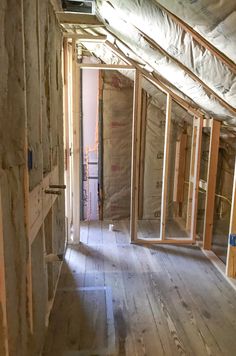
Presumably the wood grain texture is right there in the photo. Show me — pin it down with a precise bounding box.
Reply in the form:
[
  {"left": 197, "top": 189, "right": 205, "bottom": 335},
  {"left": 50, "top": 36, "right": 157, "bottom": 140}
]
[{"left": 43, "top": 220, "right": 236, "bottom": 356}]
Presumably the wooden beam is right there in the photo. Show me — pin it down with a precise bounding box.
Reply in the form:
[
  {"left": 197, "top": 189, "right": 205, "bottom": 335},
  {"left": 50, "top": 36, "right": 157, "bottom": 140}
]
[
  {"left": 57, "top": 12, "right": 104, "bottom": 26},
  {"left": 105, "top": 41, "right": 203, "bottom": 118},
  {"left": 72, "top": 39, "right": 81, "bottom": 243},
  {"left": 155, "top": 2, "right": 236, "bottom": 75},
  {"left": 160, "top": 94, "right": 172, "bottom": 240},
  {"left": 190, "top": 116, "right": 203, "bottom": 241},
  {"left": 130, "top": 70, "right": 142, "bottom": 242},
  {"left": 78, "top": 63, "right": 135, "bottom": 70},
  {"left": 104, "top": 41, "right": 134, "bottom": 66},
  {"left": 63, "top": 33, "right": 107, "bottom": 42},
  {"left": 0, "top": 189, "right": 9, "bottom": 356},
  {"left": 138, "top": 90, "right": 147, "bottom": 219},
  {"left": 226, "top": 157, "right": 236, "bottom": 277},
  {"left": 203, "top": 120, "right": 221, "bottom": 249}
]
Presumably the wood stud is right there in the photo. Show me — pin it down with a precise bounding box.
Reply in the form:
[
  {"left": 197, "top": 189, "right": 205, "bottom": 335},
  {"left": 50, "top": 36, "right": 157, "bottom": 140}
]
[
  {"left": 130, "top": 70, "right": 143, "bottom": 242},
  {"left": 160, "top": 94, "right": 172, "bottom": 241},
  {"left": 0, "top": 189, "right": 9, "bottom": 355},
  {"left": 72, "top": 40, "right": 81, "bottom": 243},
  {"left": 203, "top": 120, "right": 221, "bottom": 249},
  {"left": 226, "top": 157, "right": 236, "bottom": 277}
]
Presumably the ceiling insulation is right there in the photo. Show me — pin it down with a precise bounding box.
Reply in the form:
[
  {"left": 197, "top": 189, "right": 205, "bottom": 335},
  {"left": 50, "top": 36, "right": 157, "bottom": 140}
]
[
  {"left": 59, "top": 0, "right": 236, "bottom": 125},
  {"left": 94, "top": 0, "right": 236, "bottom": 124},
  {"left": 155, "top": 0, "right": 236, "bottom": 63}
]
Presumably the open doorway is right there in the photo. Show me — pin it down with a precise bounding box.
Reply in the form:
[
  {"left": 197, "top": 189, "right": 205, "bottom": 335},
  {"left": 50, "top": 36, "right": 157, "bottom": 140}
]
[{"left": 80, "top": 67, "right": 134, "bottom": 241}]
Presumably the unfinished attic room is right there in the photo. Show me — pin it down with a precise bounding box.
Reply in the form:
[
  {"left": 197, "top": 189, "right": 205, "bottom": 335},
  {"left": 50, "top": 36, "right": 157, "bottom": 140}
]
[{"left": 2, "top": 1, "right": 236, "bottom": 356}]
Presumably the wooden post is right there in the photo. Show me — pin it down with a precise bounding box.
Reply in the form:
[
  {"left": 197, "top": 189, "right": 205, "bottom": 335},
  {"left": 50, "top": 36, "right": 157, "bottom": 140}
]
[
  {"left": 98, "top": 70, "right": 104, "bottom": 220},
  {"left": 138, "top": 90, "right": 147, "bottom": 220},
  {"left": 186, "top": 124, "right": 197, "bottom": 231},
  {"left": 22, "top": 7, "right": 34, "bottom": 333},
  {"left": 0, "top": 189, "right": 9, "bottom": 355},
  {"left": 190, "top": 116, "right": 203, "bottom": 240},
  {"left": 72, "top": 40, "right": 80, "bottom": 243},
  {"left": 203, "top": 120, "right": 221, "bottom": 249},
  {"left": 226, "top": 158, "right": 236, "bottom": 277},
  {"left": 173, "top": 132, "right": 187, "bottom": 216},
  {"left": 130, "top": 70, "right": 142, "bottom": 242},
  {"left": 186, "top": 117, "right": 203, "bottom": 237},
  {"left": 160, "top": 94, "right": 172, "bottom": 240},
  {"left": 63, "top": 38, "right": 72, "bottom": 241}
]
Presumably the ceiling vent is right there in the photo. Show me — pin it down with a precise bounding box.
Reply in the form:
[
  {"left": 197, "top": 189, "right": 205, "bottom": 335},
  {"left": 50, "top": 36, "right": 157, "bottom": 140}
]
[{"left": 61, "top": 0, "right": 95, "bottom": 14}]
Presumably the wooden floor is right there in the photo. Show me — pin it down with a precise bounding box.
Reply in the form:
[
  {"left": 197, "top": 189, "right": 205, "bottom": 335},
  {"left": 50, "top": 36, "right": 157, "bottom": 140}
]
[
  {"left": 43, "top": 220, "right": 236, "bottom": 356},
  {"left": 138, "top": 219, "right": 189, "bottom": 239}
]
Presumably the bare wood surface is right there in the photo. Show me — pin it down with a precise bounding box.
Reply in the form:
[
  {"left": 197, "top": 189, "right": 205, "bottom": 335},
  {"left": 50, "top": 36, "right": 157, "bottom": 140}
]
[
  {"left": 130, "top": 71, "right": 142, "bottom": 242},
  {"left": 226, "top": 158, "right": 236, "bottom": 277},
  {"left": 72, "top": 40, "right": 81, "bottom": 243},
  {"left": 203, "top": 120, "right": 221, "bottom": 250},
  {"left": 0, "top": 189, "right": 9, "bottom": 355},
  {"left": 138, "top": 91, "right": 147, "bottom": 220},
  {"left": 191, "top": 117, "right": 203, "bottom": 241},
  {"left": 160, "top": 94, "right": 172, "bottom": 241},
  {"left": 43, "top": 220, "right": 236, "bottom": 356},
  {"left": 57, "top": 12, "right": 104, "bottom": 26}
]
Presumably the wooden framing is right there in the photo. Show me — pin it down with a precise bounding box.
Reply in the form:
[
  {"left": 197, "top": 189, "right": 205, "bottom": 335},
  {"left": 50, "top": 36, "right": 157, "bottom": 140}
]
[
  {"left": 129, "top": 82, "right": 202, "bottom": 244},
  {"left": 29, "top": 166, "right": 60, "bottom": 244},
  {"left": 190, "top": 117, "right": 203, "bottom": 241},
  {"left": 104, "top": 41, "right": 203, "bottom": 118},
  {"left": 136, "top": 29, "right": 235, "bottom": 115},
  {"left": 78, "top": 63, "right": 135, "bottom": 70},
  {"left": 63, "top": 34, "right": 107, "bottom": 42},
  {"left": 203, "top": 120, "right": 221, "bottom": 249},
  {"left": 138, "top": 90, "right": 147, "bottom": 219},
  {"left": 226, "top": 158, "right": 236, "bottom": 278},
  {"left": 0, "top": 189, "right": 9, "bottom": 355},
  {"left": 60, "top": 30, "right": 236, "bottom": 275},
  {"left": 155, "top": 2, "right": 236, "bottom": 75},
  {"left": 173, "top": 132, "right": 188, "bottom": 217},
  {"left": 186, "top": 117, "right": 203, "bottom": 239},
  {"left": 130, "top": 70, "right": 143, "bottom": 242},
  {"left": 72, "top": 39, "right": 81, "bottom": 243},
  {"left": 160, "top": 94, "right": 172, "bottom": 241},
  {"left": 22, "top": 15, "right": 34, "bottom": 333},
  {"left": 57, "top": 12, "right": 104, "bottom": 26}
]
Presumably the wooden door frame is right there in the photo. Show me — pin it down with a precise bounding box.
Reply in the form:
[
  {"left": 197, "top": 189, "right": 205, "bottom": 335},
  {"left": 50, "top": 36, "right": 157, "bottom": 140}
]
[{"left": 130, "top": 72, "right": 203, "bottom": 244}]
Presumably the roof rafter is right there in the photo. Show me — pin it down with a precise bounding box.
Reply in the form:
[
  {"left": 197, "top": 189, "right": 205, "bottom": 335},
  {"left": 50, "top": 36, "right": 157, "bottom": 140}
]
[
  {"left": 105, "top": 41, "right": 203, "bottom": 118},
  {"left": 134, "top": 26, "right": 236, "bottom": 116},
  {"left": 155, "top": 1, "right": 236, "bottom": 74}
]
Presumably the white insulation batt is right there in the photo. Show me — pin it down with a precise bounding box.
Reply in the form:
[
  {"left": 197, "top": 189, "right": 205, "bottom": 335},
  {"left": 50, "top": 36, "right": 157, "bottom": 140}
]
[
  {"left": 102, "top": 71, "right": 133, "bottom": 219},
  {"left": 156, "top": 0, "right": 236, "bottom": 63},
  {"left": 96, "top": 0, "right": 236, "bottom": 123}
]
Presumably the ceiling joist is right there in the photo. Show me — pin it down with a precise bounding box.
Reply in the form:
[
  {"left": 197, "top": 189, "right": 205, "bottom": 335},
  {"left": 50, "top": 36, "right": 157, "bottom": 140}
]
[
  {"left": 57, "top": 12, "right": 104, "bottom": 26},
  {"left": 63, "top": 33, "right": 107, "bottom": 42}
]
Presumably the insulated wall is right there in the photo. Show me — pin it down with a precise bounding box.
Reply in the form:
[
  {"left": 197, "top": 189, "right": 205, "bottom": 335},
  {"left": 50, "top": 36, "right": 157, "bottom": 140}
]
[
  {"left": 102, "top": 70, "right": 133, "bottom": 220},
  {"left": 0, "top": 1, "right": 65, "bottom": 355},
  {"left": 142, "top": 100, "right": 165, "bottom": 220}
]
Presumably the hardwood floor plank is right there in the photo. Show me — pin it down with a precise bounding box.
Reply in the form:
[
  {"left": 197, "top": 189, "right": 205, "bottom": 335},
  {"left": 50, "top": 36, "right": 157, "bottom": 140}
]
[{"left": 43, "top": 221, "right": 236, "bottom": 356}]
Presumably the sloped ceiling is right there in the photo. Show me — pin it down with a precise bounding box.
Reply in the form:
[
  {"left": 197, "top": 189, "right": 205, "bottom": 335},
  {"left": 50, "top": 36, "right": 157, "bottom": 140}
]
[
  {"left": 94, "top": 0, "right": 236, "bottom": 124},
  {"left": 155, "top": 0, "right": 236, "bottom": 62},
  {"left": 59, "top": 0, "right": 236, "bottom": 125}
]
